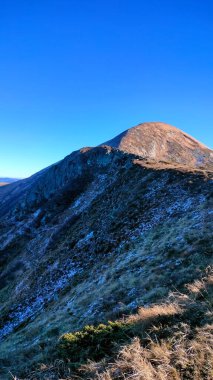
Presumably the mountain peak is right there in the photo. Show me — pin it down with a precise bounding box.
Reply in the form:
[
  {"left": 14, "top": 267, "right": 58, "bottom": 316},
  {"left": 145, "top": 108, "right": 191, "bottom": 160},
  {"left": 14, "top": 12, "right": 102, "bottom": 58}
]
[{"left": 102, "top": 122, "right": 213, "bottom": 169}]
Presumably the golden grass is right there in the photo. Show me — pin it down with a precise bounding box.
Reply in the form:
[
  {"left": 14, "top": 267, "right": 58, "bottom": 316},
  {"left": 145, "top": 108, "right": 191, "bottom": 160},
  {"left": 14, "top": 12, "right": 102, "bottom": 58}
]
[
  {"left": 128, "top": 303, "right": 180, "bottom": 324},
  {"left": 82, "top": 270, "right": 213, "bottom": 380},
  {"left": 86, "top": 326, "right": 213, "bottom": 380}
]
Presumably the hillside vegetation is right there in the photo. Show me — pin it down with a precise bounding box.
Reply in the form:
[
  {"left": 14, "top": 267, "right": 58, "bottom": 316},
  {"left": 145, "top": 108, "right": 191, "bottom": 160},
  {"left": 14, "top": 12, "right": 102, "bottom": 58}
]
[{"left": 17, "top": 268, "right": 213, "bottom": 380}]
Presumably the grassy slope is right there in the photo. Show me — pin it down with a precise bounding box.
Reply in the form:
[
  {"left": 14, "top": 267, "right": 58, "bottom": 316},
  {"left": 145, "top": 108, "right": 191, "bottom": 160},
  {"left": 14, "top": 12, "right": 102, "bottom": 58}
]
[
  {"left": 1, "top": 212, "right": 212, "bottom": 379},
  {"left": 0, "top": 162, "right": 212, "bottom": 379},
  {"left": 22, "top": 268, "right": 213, "bottom": 379}
]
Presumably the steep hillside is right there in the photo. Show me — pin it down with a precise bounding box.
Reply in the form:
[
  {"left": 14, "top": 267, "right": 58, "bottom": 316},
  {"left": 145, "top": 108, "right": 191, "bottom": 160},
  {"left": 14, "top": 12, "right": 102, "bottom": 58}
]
[{"left": 0, "top": 123, "right": 212, "bottom": 379}]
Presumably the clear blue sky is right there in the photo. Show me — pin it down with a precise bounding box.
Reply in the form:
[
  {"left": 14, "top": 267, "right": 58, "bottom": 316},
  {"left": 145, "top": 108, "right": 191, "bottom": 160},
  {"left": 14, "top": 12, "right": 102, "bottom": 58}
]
[{"left": 0, "top": 0, "right": 212, "bottom": 178}]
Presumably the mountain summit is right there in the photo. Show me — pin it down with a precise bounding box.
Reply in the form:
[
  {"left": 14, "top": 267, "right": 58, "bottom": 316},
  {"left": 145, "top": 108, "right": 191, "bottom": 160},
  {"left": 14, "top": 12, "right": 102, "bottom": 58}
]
[{"left": 103, "top": 122, "right": 213, "bottom": 169}]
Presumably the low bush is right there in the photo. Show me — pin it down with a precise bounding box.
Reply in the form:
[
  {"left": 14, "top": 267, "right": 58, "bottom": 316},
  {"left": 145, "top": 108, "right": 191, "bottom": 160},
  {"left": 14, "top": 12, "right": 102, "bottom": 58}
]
[
  {"left": 58, "top": 320, "right": 129, "bottom": 364},
  {"left": 58, "top": 303, "right": 180, "bottom": 366}
]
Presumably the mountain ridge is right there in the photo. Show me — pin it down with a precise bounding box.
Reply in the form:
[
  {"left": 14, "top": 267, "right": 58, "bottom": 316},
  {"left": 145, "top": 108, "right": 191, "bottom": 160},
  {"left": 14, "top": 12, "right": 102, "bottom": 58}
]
[{"left": 0, "top": 122, "right": 212, "bottom": 219}]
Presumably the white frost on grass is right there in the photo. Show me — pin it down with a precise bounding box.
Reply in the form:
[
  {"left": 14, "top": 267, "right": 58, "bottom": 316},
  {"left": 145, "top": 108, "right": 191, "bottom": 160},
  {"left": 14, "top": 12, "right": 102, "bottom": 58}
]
[{"left": 0, "top": 264, "right": 80, "bottom": 340}]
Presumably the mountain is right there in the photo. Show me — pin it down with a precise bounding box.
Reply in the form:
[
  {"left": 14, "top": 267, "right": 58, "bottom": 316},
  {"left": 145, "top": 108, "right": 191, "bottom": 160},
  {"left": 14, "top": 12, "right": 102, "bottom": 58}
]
[{"left": 0, "top": 122, "right": 212, "bottom": 379}]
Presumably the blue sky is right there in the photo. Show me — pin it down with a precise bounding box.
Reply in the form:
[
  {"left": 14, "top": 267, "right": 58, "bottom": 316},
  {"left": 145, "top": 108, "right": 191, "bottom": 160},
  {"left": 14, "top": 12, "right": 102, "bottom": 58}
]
[{"left": 0, "top": 0, "right": 212, "bottom": 178}]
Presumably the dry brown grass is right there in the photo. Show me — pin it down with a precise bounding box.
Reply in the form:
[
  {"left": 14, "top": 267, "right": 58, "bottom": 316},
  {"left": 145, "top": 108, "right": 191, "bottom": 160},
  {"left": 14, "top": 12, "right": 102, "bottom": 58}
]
[
  {"left": 85, "top": 325, "right": 213, "bottom": 380},
  {"left": 128, "top": 303, "right": 180, "bottom": 325},
  {"left": 81, "top": 270, "right": 213, "bottom": 380}
]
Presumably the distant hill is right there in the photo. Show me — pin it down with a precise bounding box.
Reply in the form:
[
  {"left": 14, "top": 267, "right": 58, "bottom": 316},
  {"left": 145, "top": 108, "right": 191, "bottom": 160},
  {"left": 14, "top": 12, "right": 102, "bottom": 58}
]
[{"left": 0, "top": 177, "right": 18, "bottom": 186}]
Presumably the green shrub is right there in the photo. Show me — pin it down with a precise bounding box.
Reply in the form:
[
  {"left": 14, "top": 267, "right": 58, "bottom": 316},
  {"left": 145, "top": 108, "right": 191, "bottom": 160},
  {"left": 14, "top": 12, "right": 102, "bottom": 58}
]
[{"left": 58, "top": 320, "right": 130, "bottom": 364}]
